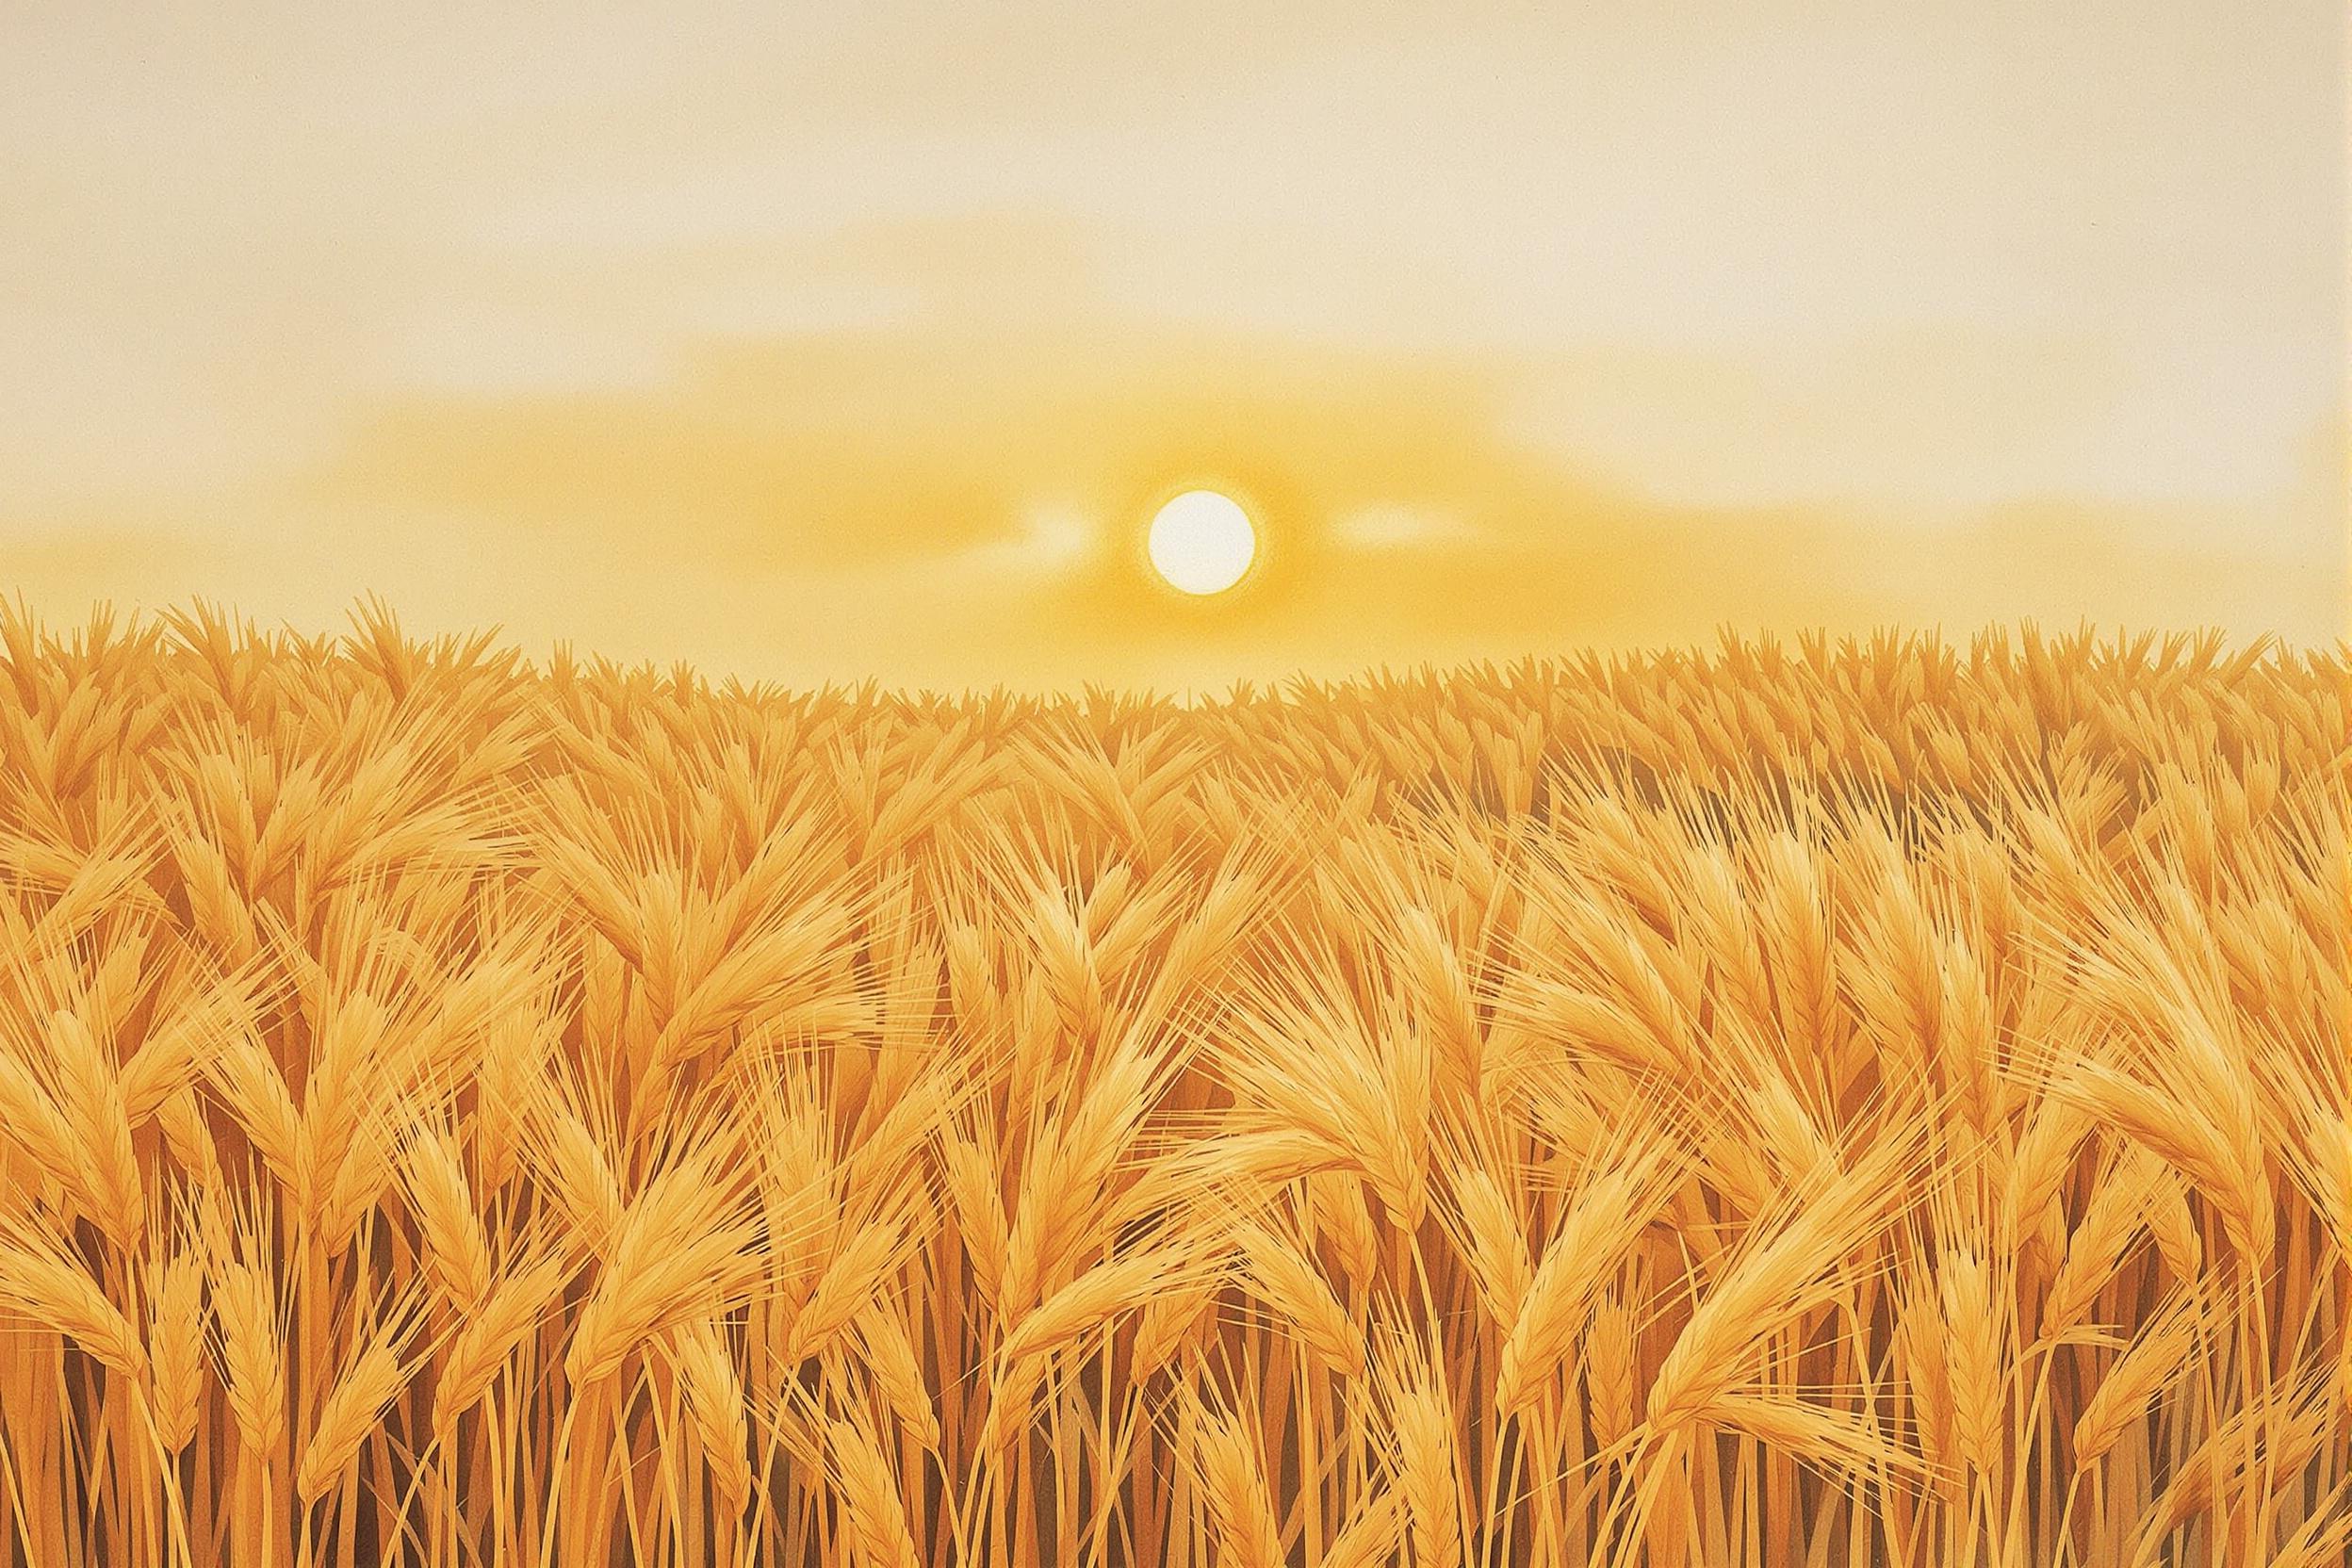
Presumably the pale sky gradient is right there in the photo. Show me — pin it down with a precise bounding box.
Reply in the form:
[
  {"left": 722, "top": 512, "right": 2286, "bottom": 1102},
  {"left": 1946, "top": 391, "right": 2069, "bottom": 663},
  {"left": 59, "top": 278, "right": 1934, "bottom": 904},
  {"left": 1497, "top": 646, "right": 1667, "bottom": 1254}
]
[{"left": 3, "top": 2, "right": 2344, "bottom": 690}]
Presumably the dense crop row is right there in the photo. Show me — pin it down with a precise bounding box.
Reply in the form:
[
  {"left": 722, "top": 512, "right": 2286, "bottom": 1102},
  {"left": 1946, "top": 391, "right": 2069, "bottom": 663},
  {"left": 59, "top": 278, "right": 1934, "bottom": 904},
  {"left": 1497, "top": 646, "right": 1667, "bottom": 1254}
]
[{"left": 0, "top": 601, "right": 2345, "bottom": 1565}]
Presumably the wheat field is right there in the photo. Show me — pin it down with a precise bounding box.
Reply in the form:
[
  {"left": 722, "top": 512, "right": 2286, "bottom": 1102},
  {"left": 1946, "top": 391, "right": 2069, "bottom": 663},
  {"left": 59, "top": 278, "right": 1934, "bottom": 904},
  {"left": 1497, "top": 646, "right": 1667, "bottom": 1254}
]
[{"left": 0, "top": 600, "right": 2344, "bottom": 1567}]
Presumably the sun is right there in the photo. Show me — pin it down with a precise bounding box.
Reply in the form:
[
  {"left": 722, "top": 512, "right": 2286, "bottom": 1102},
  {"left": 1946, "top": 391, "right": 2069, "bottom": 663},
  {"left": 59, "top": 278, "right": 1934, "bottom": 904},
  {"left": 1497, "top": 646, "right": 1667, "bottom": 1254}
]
[{"left": 1147, "top": 490, "right": 1257, "bottom": 596}]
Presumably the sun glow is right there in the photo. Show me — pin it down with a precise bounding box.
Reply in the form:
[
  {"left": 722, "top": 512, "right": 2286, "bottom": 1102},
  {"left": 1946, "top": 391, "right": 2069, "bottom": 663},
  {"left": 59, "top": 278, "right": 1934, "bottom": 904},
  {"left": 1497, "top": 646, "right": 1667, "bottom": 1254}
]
[{"left": 1146, "top": 490, "right": 1257, "bottom": 596}]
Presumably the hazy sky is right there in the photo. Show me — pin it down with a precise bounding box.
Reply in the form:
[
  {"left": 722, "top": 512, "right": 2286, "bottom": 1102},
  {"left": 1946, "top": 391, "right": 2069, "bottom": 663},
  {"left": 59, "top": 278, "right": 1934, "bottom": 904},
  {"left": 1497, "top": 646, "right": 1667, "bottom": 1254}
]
[{"left": 3, "top": 2, "right": 2343, "bottom": 690}]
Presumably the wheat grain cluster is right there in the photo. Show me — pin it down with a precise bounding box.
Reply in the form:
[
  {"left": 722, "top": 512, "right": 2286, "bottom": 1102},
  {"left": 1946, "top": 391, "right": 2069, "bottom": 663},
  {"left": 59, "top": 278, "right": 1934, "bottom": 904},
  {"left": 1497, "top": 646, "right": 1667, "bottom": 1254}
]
[{"left": 0, "top": 601, "right": 2344, "bottom": 1567}]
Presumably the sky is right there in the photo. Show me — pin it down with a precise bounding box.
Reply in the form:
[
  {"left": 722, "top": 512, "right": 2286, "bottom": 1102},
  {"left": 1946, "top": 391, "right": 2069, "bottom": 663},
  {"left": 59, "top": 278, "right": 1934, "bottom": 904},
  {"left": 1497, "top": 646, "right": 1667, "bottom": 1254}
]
[{"left": 2, "top": 2, "right": 2344, "bottom": 692}]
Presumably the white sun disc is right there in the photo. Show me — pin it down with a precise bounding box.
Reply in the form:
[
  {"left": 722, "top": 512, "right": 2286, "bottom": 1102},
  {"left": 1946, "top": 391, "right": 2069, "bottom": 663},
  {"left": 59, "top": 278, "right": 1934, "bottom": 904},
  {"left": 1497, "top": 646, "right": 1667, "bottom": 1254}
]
[{"left": 1147, "top": 490, "right": 1257, "bottom": 595}]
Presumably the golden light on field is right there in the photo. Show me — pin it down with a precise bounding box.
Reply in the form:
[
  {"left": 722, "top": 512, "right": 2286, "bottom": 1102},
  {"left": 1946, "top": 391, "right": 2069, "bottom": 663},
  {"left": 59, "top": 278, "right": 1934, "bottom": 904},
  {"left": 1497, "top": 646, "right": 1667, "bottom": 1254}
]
[
  {"left": 1, "top": 612, "right": 2344, "bottom": 1565},
  {"left": 1146, "top": 489, "right": 1258, "bottom": 596}
]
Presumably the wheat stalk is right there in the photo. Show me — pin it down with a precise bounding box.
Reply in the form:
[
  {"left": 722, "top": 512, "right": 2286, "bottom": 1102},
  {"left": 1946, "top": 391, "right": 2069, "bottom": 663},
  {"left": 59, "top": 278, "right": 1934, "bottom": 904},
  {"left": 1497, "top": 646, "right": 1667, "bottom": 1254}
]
[
  {"left": 828, "top": 1415, "right": 922, "bottom": 1568},
  {"left": 0, "top": 1232, "right": 147, "bottom": 1379},
  {"left": 147, "top": 1246, "right": 207, "bottom": 1450},
  {"left": 297, "top": 1316, "right": 414, "bottom": 1503},
  {"left": 1189, "top": 1396, "right": 1285, "bottom": 1568},
  {"left": 673, "top": 1318, "right": 755, "bottom": 1511}
]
